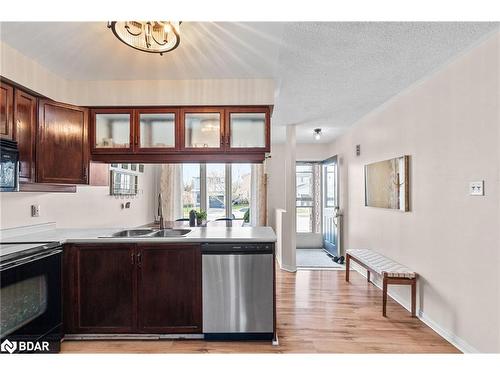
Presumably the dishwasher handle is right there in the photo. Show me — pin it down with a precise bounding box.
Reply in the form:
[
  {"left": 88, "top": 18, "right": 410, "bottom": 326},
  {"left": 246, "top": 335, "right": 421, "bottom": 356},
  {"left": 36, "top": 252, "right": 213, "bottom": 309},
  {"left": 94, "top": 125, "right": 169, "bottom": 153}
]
[{"left": 201, "top": 243, "right": 273, "bottom": 255}]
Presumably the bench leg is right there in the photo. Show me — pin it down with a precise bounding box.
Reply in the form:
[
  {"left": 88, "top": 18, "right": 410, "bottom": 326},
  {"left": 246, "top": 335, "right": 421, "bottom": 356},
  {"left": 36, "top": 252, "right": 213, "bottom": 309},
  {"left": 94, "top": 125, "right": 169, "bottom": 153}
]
[
  {"left": 345, "top": 254, "right": 350, "bottom": 282},
  {"left": 382, "top": 276, "right": 388, "bottom": 317},
  {"left": 411, "top": 279, "right": 416, "bottom": 318},
  {"left": 367, "top": 270, "right": 370, "bottom": 283}
]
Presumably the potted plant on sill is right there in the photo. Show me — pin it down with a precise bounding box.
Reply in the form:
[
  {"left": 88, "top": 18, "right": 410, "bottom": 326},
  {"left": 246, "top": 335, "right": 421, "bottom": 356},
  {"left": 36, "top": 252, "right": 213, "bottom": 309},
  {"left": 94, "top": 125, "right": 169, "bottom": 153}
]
[{"left": 196, "top": 210, "right": 207, "bottom": 226}]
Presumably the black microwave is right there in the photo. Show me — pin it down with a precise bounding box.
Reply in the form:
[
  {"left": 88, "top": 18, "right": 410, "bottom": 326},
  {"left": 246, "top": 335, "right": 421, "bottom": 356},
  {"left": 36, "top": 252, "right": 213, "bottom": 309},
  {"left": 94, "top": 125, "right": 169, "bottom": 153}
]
[{"left": 0, "top": 139, "right": 20, "bottom": 192}]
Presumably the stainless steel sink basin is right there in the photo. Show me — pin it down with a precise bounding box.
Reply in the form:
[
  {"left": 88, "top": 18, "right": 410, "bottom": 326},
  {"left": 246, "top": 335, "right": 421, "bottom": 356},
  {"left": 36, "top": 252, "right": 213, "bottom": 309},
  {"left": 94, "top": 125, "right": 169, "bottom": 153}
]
[
  {"left": 148, "top": 229, "right": 191, "bottom": 237},
  {"left": 111, "top": 229, "right": 157, "bottom": 237}
]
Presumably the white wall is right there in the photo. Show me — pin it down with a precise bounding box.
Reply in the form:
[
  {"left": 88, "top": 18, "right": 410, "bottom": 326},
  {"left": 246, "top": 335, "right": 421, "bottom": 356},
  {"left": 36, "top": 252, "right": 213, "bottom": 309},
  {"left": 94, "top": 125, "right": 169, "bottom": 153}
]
[
  {"left": 296, "top": 143, "right": 331, "bottom": 161},
  {"left": 328, "top": 32, "right": 500, "bottom": 353},
  {"left": 266, "top": 143, "right": 286, "bottom": 231},
  {"left": 0, "top": 41, "right": 275, "bottom": 107},
  {"left": 0, "top": 165, "right": 157, "bottom": 229}
]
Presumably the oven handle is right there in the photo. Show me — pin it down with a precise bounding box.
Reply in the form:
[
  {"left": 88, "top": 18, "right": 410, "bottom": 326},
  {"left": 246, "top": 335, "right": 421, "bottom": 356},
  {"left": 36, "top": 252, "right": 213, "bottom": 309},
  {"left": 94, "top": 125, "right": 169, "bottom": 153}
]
[{"left": 0, "top": 248, "right": 62, "bottom": 271}]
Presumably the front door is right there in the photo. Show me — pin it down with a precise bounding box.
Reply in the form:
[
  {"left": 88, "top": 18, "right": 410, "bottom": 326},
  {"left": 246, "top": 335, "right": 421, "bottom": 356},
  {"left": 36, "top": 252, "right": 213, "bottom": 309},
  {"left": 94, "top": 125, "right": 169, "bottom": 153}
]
[{"left": 322, "top": 156, "right": 340, "bottom": 256}]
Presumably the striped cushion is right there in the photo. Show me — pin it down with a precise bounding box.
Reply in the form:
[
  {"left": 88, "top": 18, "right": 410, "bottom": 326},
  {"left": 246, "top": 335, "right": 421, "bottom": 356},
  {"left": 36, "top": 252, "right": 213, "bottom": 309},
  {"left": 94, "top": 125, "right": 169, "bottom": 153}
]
[{"left": 346, "top": 249, "right": 416, "bottom": 279}]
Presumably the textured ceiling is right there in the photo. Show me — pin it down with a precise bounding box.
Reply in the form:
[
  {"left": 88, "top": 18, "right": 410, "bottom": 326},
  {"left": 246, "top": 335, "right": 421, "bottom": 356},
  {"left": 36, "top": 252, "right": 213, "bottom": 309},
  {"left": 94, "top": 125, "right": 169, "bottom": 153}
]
[
  {"left": 272, "top": 22, "right": 499, "bottom": 143},
  {"left": 1, "top": 22, "right": 498, "bottom": 143}
]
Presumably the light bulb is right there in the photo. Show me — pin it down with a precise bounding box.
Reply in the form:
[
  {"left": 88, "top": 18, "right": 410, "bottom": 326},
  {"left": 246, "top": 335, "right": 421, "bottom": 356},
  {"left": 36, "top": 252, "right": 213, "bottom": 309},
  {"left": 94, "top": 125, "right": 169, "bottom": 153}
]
[{"left": 313, "top": 128, "right": 322, "bottom": 140}]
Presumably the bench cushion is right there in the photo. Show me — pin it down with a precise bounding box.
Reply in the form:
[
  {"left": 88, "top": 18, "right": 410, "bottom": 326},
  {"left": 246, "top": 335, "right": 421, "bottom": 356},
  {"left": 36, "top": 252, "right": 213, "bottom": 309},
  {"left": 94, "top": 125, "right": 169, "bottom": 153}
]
[{"left": 346, "top": 249, "right": 416, "bottom": 279}]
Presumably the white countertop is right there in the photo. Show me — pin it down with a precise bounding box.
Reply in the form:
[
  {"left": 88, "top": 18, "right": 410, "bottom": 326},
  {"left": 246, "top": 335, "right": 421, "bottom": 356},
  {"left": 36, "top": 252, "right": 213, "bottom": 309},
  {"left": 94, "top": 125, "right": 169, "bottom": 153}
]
[{"left": 0, "top": 224, "right": 277, "bottom": 245}]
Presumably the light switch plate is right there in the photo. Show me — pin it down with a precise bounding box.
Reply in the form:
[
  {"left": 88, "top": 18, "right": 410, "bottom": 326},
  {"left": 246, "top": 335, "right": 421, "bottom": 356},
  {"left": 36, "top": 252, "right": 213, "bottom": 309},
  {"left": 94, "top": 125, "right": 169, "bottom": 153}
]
[
  {"left": 469, "top": 181, "right": 484, "bottom": 196},
  {"left": 31, "top": 205, "right": 40, "bottom": 217}
]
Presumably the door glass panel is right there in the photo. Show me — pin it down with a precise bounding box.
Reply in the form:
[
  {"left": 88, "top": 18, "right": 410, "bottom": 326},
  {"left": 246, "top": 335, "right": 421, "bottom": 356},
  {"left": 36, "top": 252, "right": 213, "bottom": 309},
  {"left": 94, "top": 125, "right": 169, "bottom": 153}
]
[
  {"left": 182, "top": 164, "right": 201, "bottom": 218},
  {"left": 139, "top": 113, "right": 175, "bottom": 148},
  {"left": 325, "top": 164, "right": 336, "bottom": 207},
  {"left": 184, "top": 113, "right": 220, "bottom": 148},
  {"left": 230, "top": 113, "right": 266, "bottom": 148},
  {"left": 206, "top": 164, "right": 225, "bottom": 221},
  {"left": 322, "top": 159, "right": 338, "bottom": 256},
  {"left": 231, "top": 164, "right": 251, "bottom": 221},
  {"left": 95, "top": 113, "right": 130, "bottom": 148}
]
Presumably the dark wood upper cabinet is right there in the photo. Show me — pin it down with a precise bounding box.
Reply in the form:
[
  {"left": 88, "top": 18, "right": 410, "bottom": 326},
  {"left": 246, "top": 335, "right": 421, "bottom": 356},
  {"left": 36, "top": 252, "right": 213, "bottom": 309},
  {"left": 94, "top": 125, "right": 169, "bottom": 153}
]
[
  {"left": 180, "top": 107, "right": 225, "bottom": 153},
  {"left": 225, "top": 106, "right": 270, "bottom": 153},
  {"left": 89, "top": 105, "right": 271, "bottom": 162},
  {"left": 135, "top": 108, "right": 179, "bottom": 153},
  {"left": 137, "top": 244, "right": 202, "bottom": 333},
  {"left": 37, "top": 100, "right": 89, "bottom": 184},
  {"left": 14, "top": 89, "right": 37, "bottom": 181},
  {"left": 90, "top": 108, "right": 134, "bottom": 154},
  {"left": 64, "top": 244, "right": 136, "bottom": 334},
  {"left": 1, "top": 82, "right": 14, "bottom": 140}
]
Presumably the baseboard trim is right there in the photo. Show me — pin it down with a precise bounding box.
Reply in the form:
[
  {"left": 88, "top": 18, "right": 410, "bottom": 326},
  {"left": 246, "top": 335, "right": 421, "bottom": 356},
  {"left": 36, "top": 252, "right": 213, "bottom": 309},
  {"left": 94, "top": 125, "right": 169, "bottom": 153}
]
[
  {"left": 349, "top": 265, "right": 479, "bottom": 354},
  {"left": 275, "top": 254, "right": 297, "bottom": 273}
]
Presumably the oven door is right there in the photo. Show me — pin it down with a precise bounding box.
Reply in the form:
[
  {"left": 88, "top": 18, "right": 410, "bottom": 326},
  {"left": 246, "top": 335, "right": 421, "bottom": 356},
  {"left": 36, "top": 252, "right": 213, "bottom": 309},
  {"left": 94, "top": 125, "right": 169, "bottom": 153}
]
[{"left": 0, "top": 249, "right": 62, "bottom": 353}]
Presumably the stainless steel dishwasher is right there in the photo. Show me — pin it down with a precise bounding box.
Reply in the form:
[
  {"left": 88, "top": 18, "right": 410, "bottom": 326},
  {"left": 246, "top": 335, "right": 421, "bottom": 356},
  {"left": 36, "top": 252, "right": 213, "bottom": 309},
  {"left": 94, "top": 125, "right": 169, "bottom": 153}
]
[{"left": 202, "top": 243, "right": 274, "bottom": 340}]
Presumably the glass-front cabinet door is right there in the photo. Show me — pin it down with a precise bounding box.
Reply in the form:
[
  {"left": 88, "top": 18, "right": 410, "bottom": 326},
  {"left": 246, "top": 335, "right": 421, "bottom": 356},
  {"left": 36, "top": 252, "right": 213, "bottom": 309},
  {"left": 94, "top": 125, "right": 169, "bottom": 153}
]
[
  {"left": 226, "top": 107, "right": 270, "bottom": 152},
  {"left": 181, "top": 108, "right": 224, "bottom": 152},
  {"left": 136, "top": 109, "right": 177, "bottom": 152},
  {"left": 92, "top": 109, "right": 133, "bottom": 153}
]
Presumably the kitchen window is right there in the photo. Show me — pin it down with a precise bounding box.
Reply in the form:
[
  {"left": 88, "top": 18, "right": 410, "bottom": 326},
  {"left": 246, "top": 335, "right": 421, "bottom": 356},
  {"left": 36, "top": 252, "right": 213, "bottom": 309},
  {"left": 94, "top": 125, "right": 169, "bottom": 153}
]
[{"left": 181, "top": 163, "right": 252, "bottom": 222}]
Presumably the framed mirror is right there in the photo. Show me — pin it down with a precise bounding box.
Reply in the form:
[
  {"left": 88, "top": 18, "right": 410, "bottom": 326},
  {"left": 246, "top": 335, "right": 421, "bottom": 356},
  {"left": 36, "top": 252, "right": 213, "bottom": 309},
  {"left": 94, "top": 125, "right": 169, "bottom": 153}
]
[{"left": 364, "top": 155, "right": 409, "bottom": 211}]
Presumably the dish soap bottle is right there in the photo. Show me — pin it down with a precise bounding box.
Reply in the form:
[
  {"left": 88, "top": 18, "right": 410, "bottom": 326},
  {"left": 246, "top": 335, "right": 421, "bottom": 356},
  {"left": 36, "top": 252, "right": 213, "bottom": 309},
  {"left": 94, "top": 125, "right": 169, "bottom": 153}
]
[{"left": 189, "top": 210, "right": 196, "bottom": 227}]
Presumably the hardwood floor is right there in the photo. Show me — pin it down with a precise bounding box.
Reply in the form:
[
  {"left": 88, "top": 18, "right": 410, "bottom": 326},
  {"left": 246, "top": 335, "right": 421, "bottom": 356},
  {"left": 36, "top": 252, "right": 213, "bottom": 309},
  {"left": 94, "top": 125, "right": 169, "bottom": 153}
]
[{"left": 61, "top": 268, "right": 460, "bottom": 353}]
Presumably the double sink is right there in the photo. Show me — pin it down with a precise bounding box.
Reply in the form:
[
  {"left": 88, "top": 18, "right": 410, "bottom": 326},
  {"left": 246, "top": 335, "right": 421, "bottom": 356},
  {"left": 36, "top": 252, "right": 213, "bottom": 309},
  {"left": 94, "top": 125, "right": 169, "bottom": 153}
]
[{"left": 109, "top": 228, "right": 192, "bottom": 238}]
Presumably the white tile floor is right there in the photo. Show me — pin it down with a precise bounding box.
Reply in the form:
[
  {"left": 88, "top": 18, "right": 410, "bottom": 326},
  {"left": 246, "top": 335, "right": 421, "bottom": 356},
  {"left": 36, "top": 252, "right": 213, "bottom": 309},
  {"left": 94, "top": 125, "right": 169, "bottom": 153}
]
[{"left": 296, "top": 248, "right": 345, "bottom": 269}]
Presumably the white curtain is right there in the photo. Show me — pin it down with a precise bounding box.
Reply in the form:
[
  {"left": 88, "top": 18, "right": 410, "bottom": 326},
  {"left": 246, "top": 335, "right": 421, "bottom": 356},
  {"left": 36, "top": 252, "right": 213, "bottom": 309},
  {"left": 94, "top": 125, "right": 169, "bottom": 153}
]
[
  {"left": 159, "top": 164, "right": 183, "bottom": 221},
  {"left": 250, "top": 163, "right": 267, "bottom": 226}
]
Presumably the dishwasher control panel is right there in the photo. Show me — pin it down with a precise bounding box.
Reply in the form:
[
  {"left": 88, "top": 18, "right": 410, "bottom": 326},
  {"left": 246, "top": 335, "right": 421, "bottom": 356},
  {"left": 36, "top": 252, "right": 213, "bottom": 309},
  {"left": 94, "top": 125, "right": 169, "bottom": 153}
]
[{"left": 201, "top": 243, "right": 274, "bottom": 254}]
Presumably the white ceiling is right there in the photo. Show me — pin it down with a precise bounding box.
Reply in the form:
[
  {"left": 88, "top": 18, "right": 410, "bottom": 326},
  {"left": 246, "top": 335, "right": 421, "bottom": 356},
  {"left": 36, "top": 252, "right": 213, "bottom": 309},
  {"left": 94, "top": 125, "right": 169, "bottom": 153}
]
[{"left": 1, "top": 22, "right": 498, "bottom": 143}]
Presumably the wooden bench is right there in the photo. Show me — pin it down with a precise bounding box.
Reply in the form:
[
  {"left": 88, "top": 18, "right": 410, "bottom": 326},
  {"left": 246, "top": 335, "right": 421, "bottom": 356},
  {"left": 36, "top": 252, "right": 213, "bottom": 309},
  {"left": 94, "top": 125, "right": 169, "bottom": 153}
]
[{"left": 345, "top": 249, "right": 417, "bottom": 317}]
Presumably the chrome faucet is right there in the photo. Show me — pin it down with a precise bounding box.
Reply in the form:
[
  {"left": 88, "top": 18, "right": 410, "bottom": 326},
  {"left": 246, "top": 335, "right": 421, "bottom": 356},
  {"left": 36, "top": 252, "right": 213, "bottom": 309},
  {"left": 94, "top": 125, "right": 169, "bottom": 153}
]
[{"left": 158, "top": 193, "right": 165, "bottom": 230}]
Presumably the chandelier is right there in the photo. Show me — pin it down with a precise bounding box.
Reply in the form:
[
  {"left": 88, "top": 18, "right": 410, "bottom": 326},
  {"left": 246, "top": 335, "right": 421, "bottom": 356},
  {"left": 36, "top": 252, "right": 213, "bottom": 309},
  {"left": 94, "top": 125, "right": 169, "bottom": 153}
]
[{"left": 108, "top": 21, "right": 181, "bottom": 55}]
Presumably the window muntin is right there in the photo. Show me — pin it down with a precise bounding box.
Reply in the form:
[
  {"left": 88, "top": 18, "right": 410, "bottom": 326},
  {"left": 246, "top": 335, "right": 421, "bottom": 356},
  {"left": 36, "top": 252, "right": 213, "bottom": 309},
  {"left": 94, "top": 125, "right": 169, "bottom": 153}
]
[
  {"left": 182, "top": 164, "right": 201, "bottom": 218},
  {"left": 231, "top": 164, "right": 251, "bottom": 220}
]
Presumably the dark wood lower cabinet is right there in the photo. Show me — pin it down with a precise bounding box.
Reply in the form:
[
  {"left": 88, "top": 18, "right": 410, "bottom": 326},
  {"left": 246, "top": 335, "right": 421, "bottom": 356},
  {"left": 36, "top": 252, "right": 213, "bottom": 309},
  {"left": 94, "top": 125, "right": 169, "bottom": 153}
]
[
  {"left": 64, "top": 244, "right": 136, "bottom": 333},
  {"left": 137, "top": 244, "right": 202, "bottom": 333},
  {"left": 63, "top": 243, "right": 202, "bottom": 335}
]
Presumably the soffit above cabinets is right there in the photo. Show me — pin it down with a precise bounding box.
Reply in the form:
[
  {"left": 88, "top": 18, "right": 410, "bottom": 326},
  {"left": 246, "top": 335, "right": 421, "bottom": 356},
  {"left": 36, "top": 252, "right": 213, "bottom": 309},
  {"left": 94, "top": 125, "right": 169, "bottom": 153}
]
[{"left": 0, "top": 22, "right": 285, "bottom": 81}]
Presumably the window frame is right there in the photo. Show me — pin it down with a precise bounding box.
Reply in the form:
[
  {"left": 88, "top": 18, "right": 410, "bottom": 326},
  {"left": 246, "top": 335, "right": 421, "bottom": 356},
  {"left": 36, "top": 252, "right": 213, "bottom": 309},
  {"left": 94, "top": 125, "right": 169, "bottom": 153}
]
[{"left": 182, "top": 163, "right": 251, "bottom": 221}]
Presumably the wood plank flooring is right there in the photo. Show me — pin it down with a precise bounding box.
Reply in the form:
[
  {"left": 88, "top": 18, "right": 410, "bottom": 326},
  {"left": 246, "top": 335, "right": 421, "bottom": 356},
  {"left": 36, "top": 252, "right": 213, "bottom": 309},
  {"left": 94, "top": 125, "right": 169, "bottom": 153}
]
[{"left": 61, "top": 268, "right": 460, "bottom": 353}]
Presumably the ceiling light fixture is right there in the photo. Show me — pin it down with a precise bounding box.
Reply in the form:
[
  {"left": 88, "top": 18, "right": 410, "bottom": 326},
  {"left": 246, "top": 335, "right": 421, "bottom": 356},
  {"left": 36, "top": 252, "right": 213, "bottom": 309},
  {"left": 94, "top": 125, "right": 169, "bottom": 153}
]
[
  {"left": 314, "top": 128, "right": 322, "bottom": 141},
  {"left": 108, "top": 21, "right": 181, "bottom": 55}
]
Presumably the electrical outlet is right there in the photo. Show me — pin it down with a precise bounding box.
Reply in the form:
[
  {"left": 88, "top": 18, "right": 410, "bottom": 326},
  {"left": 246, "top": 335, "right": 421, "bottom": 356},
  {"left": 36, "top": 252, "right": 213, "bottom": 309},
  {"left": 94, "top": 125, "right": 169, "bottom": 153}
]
[
  {"left": 31, "top": 205, "right": 40, "bottom": 217},
  {"left": 469, "top": 181, "right": 484, "bottom": 196}
]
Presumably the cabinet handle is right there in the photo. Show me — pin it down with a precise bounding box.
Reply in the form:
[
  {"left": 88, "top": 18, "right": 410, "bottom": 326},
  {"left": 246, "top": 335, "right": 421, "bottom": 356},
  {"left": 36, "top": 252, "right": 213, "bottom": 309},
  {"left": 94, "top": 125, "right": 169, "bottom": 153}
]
[
  {"left": 131, "top": 252, "right": 135, "bottom": 265},
  {"left": 137, "top": 252, "right": 142, "bottom": 267}
]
